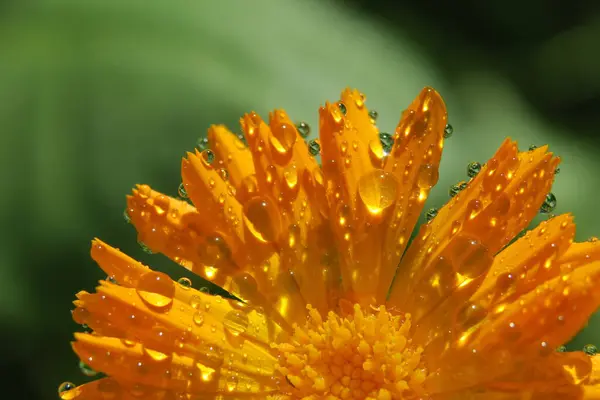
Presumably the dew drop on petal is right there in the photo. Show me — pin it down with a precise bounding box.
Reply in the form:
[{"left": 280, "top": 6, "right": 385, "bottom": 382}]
[
  {"left": 136, "top": 271, "right": 175, "bottom": 311},
  {"left": 193, "top": 311, "right": 204, "bottom": 326},
  {"left": 196, "top": 137, "right": 209, "bottom": 151},
  {"left": 337, "top": 102, "right": 347, "bottom": 115},
  {"left": 177, "top": 277, "right": 192, "bottom": 289},
  {"left": 58, "top": 382, "right": 80, "bottom": 400},
  {"left": 123, "top": 209, "right": 131, "bottom": 224},
  {"left": 243, "top": 196, "right": 282, "bottom": 244},
  {"left": 223, "top": 311, "right": 249, "bottom": 337},
  {"left": 78, "top": 360, "right": 97, "bottom": 377},
  {"left": 270, "top": 123, "right": 297, "bottom": 155},
  {"left": 583, "top": 344, "right": 598, "bottom": 356},
  {"left": 443, "top": 123, "right": 453, "bottom": 138},
  {"left": 379, "top": 132, "right": 394, "bottom": 154},
  {"left": 467, "top": 162, "right": 482, "bottom": 178},
  {"left": 197, "top": 234, "right": 231, "bottom": 269},
  {"left": 357, "top": 169, "right": 399, "bottom": 217},
  {"left": 426, "top": 208, "right": 438, "bottom": 222},
  {"left": 296, "top": 121, "right": 310, "bottom": 138},
  {"left": 540, "top": 192, "right": 557, "bottom": 214},
  {"left": 308, "top": 139, "right": 321, "bottom": 156},
  {"left": 231, "top": 272, "right": 258, "bottom": 300},
  {"left": 137, "top": 240, "right": 155, "bottom": 254},
  {"left": 178, "top": 182, "right": 188, "bottom": 199},
  {"left": 368, "top": 109, "right": 378, "bottom": 121},
  {"left": 201, "top": 149, "right": 215, "bottom": 165}
]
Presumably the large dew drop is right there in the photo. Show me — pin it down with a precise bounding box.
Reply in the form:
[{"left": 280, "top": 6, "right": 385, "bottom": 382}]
[
  {"left": 243, "top": 196, "right": 282, "bottom": 244},
  {"left": 58, "top": 382, "right": 81, "bottom": 400},
  {"left": 270, "top": 122, "right": 297, "bottom": 157},
  {"left": 357, "top": 169, "right": 399, "bottom": 217},
  {"left": 197, "top": 234, "right": 231, "bottom": 270},
  {"left": 136, "top": 271, "right": 175, "bottom": 312}
]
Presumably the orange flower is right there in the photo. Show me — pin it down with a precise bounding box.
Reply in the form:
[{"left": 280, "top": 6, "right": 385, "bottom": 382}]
[{"left": 60, "top": 88, "right": 600, "bottom": 400}]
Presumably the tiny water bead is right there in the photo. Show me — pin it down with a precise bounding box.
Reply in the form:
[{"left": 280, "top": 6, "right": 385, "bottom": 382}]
[
  {"left": 467, "top": 161, "right": 482, "bottom": 178},
  {"left": 308, "top": 139, "right": 321, "bottom": 156},
  {"left": 555, "top": 167, "right": 561, "bottom": 175},
  {"left": 58, "top": 382, "right": 80, "bottom": 400},
  {"left": 556, "top": 345, "right": 567, "bottom": 352},
  {"left": 79, "top": 360, "right": 97, "bottom": 377},
  {"left": 106, "top": 275, "right": 118, "bottom": 284},
  {"left": 529, "top": 144, "right": 538, "bottom": 151},
  {"left": 201, "top": 149, "right": 215, "bottom": 165},
  {"left": 449, "top": 181, "right": 468, "bottom": 197},
  {"left": 443, "top": 123, "right": 453, "bottom": 138},
  {"left": 337, "top": 102, "right": 347, "bottom": 115},
  {"left": 296, "top": 121, "right": 310, "bottom": 138},
  {"left": 197, "top": 137, "right": 209, "bottom": 151},
  {"left": 123, "top": 209, "right": 131, "bottom": 224},
  {"left": 136, "top": 271, "right": 176, "bottom": 311},
  {"left": 583, "top": 344, "right": 598, "bottom": 356},
  {"left": 426, "top": 207, "right": 438, "bottom": 222},
  {"left": 137, "top": 240, "right": 155, "bottom": 254},
  {"left": 368, "top": 109, "right": 378, "bottom": 121},
  {"left": 379, "top": 132, "right": 394, "bottom": 154},
  {"left": 177, "top": 277, "right": 192, "bottom": 289},
  {"left": 178, "top": 182, "right": 188, "bottom": 199},
  {"left": 540, "top": 192, "right": 557, "bottom": 214}
]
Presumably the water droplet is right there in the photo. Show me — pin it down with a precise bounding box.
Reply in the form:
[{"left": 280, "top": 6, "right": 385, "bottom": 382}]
[
  {"left": 243, "top": 196, "right": 282, "bottom": 244},
  {"left": 379, "top": 132, "right": 394, "bottom": 154},
  {"left": 137, "top": 240, "right": 155, "bottom": 254},
  {"left": 426, "top": 208, "right": 438, "bottom": 222},
  {"left": 223, "top": 311, "right": 249, "bottom": 336},
  {"left": 123, "top": 209, "right": 131, "bottom": 223},
  {"left": 296, "top": 122, "right": 310, "bottom": 138},
  {"left": 308, "top": 139, "right": 321, "bottom": 156},
  {"left": 199, "top": 287, "right": 211, "bottom": 294},
  {"left": 557, "top": 345, "right": 567, "bottom": 352},
  {"left": 197, "top": 137, "right": 209, "bottom": 151},
  {"left": 178, "top": 183, "right": 188, "bottom": 199},
  {"left": 450, "top": 235, "right": 493, "bottom": 279},
  {"left": 588, "top": 236, "right": 599, "bottom": 243},
  {"left": 177, "top": 277, "right": 192, "bottom": 289},
  {"left": 136, "top": 271, "right": 175, "bottom": 311},
  {"left": 449, "top": 181, "right": 468, "bottom": 197},
  {"left": 584, "top": 344, "right": 597, "bottom": 356},
  {"left": 201, "top": 149, "right": 215, "bottom": 165},
  {"left": 337, "top": 102, "right": 347, "bottom": 115},
  {"left": 368, "top": 110, "right": 378, "bottom": 121},
  {"left": 357, "top": 169, "right": 399, "bottom": 217},
  {"left": 190, "top": 295, "right": 201, "bottom": 309},
  {"left": 219, "top": 169, "right": 229, "bottom": 181},
  {"left": 540, "top": 192, "right": 557, "bottom": 214},
  {"left": 197, "top": 234, "right": 231, "bottom": 269},
  {"left": 554, "top": 167, "right": 561, "bottom": 175},
  {"left": 467, "top": 162, "right": 482, "bottom": 178},
  {"left": 193, "top": 311, "right": 205, "bottom": 326},
  {"left": 529, "top": 144, "right": 538, "bottom": 151},
  {"left": 106, "top": 275, "right": 117, "bottom": 285},
  {"left": 270, "top": 123, "right": 297, "bottom": 155},
  {"left": 444, "top": 124, "right": 453, "bottom": 138},
  {"left": 231, "top": 273, "right": 258, "bottom": 300},
  {"left": 417, "top": 164, "right": 440, "bottom": 189},
  {"left": 58, "top": 382, "right": 80, "bottom": 400},
  {"left": 78, "top": 361, "right": 97, "bottom": 377}
]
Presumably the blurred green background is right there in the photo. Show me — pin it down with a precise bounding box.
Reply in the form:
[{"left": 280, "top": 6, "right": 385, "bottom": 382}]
[{"left": 1, "top": 1, "right": 599, "bottom": 398}]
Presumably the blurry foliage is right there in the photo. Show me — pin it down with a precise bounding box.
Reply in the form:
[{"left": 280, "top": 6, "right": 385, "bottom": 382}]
[{"left": 0, "top": 1, "right": 599, "bottom": 399}]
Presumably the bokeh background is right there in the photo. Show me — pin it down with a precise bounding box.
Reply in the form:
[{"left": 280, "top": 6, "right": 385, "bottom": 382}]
[{"left": 2, "top": 1, "right": 600, "bottom": 399}]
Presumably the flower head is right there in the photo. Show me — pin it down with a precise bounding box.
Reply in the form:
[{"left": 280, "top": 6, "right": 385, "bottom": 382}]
[{"left": 61, "top": 88, "right": 600, "bottom": 399}]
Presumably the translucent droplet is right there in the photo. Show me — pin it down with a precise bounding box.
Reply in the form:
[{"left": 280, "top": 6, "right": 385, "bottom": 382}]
[
  {"left": 106, "top": 275, "right": 118, "bottom": 285},
  {"left": 467, "top": 161, "right": 482, "bottom": 178},
  {"left": 79, "top": 360, "right": 97, "bottom": 377},
  {"left": 197, "top": 234, "right": 231, "bottom": 269},
  {"left": 231, "top": 273, "right": 258, "bottom": 300},
  {"left": 357, "top": 169, "right": 399, "bottom": 217},
  {"left": 426, "top": 208, "right": 438, "bottom": 222},
  {"left": 540, "top": 192, "right": 557, "bottom": 214},
  {"left": 450, "top": 235, "right": 493, "bottom": 279},
  {"left": 201, "top": 149, "right": 215, "bottom": 165},
  {"left": 197, "top": 137, "right": 209, "bottom": 151},
  {"left": 136, "top": 271, "right": 175, "bottom": 311},
  {"left": 417, "top": 164, "right": 440, "bottom": 189},
  {"left": 308, "top": 139, "right": 321, "bottom": 156},
  {"left": 58, "top": 382, "right": 80, "bottom": 400},
  {"left": 557, "top": 345, "right": 567, "bottom": 352},
  {"left": 296, "top": 121, "right": 310, "bottom": 138},
  {"left": 178, "top": 182, "right": 188, "bottom": 199},
  {"left": 199, "top": 287, "right": 211, "bottom": 294},
  {"left": 193, "top": 311, "right": 204, "bottom": 326},
  {"left": 528, "top": 144, "right": 538, "bottom": 151},
  {"left": 223, "top": 311, "right": 249, "bottom": 336},
  {"left": 137, "top": 240, "right": 155, "bottom": 254},
  {"left": 219, "top": 169, "right": 229, "bottom": 181},
  {"left": 443, "top": 124, "right": 453, "bottom": 138},
  {"left": 243, "top": 196, "right": 281, "bottom": 244},
  {"left": 190, "top": 295, "right": 201, "bottom": 309},
  {"left": 379, "top": 132, "right": 394, "bottom": 154},
  {"left": 449, "top": 181, "right": 468, "bottom": 197},
  {"left": 554, "top": 167, "right": 561, "bottom": 175},
  {"left": 368, "top": 109, "right": 378, "bottom": 121},
  {"left": 583, "top": 344, "right": 597, "bottom": 356},
  {"left": 270, "top": 123, "right": 297, "bottom": 155},
  {"left": 337, "top": 102, "right": 347, "bottom": 115},
  {"left": 123, "top": 209, "right": 131, "bottom": 224},
  {"left": 177, "top": 277, "right": 192, "bottom": 289}
]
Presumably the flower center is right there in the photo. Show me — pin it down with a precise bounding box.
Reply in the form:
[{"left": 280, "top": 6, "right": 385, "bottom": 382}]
[{"left": 272, "top": 304, "right": 427, "bottom": 399}]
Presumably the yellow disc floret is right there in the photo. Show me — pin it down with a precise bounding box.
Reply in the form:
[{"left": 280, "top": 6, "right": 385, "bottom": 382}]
[{"left": 272, "top": 304, "right": 427, "bottom": 399}]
